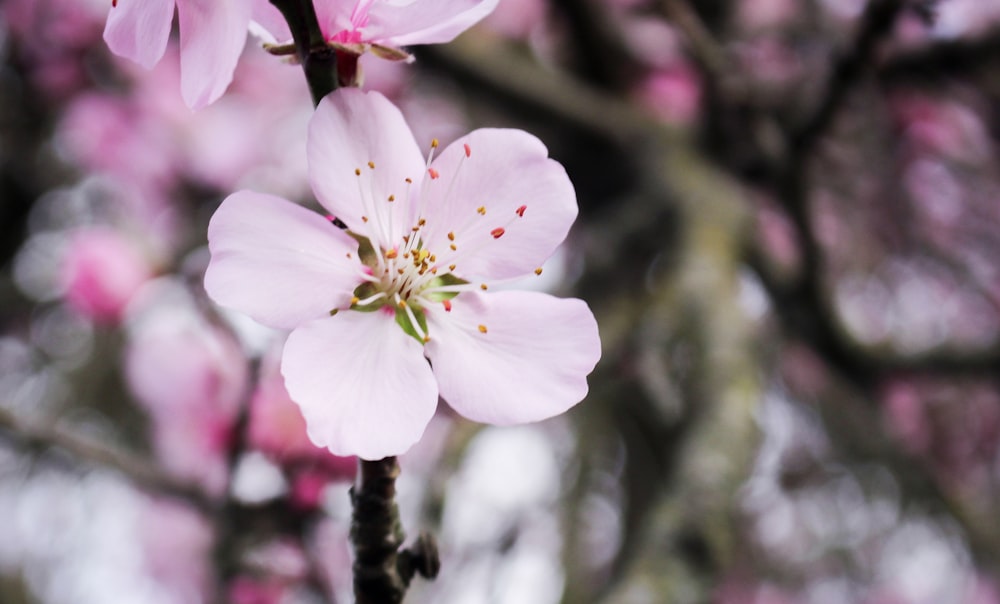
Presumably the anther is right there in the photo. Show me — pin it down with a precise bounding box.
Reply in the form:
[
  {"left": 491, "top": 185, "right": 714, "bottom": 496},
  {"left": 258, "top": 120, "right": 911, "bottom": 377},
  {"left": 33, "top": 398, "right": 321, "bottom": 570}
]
[
  {"left": 368, "top": 161, "right": 375, "bottom": 169},
  {"left": 351, "top": 296, "right": 360, "bottom": 305},
  {"left": 397, "top": 268, "right": 405, "bottom": 274},
  {"left": 447, "top": 232, "right": 455, "bottom": 241},
  {"left": 418, "top": 218, "right": 426, "bottom": 226},
  {"left": 398, "top": 299, "right": 407, "bottom": 308},
  {"left": 355, "top": 168, "right": 362, "bottom": 176},
  {"left": 535, "top": 267, "right": 543, "bottom": 275},
  {"left": 516, "top": 205, "right": 527, "bottom": 217},
  {"left": 480, "top": 284, "right": 488, "bottom": 290},
  {"left": 477, "top": 206, "right": 486, "bottom": 215},
  {"left": 385, "top": 249, "right": 398, "bottom": 259},
  {"left": 388, "top": 195, "right": 395, "bottom": 202},
  {"left": 403, "top": 252, "right": 410, "bottom": 259},
  {"left": 448, "top": 264, "right": 456, "bottom": 271},
  {"left": 422, "top": 335, "right": 431, "bottom": 343},
  {"left": 450, "top": 244, "right": 457, "bottom": 251},
  {"left": 362, "top": 216, "right": 369, "bottom": 223},
  {"left": 429, "top": 255, "right": 436, "bottom": 262},
  {"left": 112, "top": 0, "right": 118, "bottom": 6},
  {"left": 405, "top": 177, "right": 412, "bottom": 184},
  {"left": 346, "top": 252, "right": 352, "bottom": 259},
  {"left": 431, "top": 138, "right": 439, "bottom": 148},
  {"left": 428, "top": 168, "right": 440, "bottom": 179},
  {"left": 464, "top": 143, "right": 471, "bottom": 157},
  {"left": 491, "top": 227, "right": 505, "bottom": 239},
  {"left": 478, "top": 324, "right": 488, "bottom": 334},
  {"left": 443, "top": 300, "right": 452, "bottom": 312}
]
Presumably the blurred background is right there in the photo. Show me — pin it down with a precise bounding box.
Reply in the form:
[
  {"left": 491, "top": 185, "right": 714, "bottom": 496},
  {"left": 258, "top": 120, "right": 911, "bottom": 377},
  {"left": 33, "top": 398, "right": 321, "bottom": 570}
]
[{"left": 3, "top": 0, "right": 1000, "bottom": 602}]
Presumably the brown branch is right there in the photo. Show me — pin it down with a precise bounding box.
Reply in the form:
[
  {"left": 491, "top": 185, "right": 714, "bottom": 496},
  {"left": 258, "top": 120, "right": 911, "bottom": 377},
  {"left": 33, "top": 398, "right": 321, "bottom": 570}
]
[
  {"left": 0, "top": 405, "right": 215, "bottom": 514},
  {"left": 268, "top": 0, "right": 339, "bottom": 104},
  {"left": 350, "top": 457, "right": 439, "bottom": 604}
]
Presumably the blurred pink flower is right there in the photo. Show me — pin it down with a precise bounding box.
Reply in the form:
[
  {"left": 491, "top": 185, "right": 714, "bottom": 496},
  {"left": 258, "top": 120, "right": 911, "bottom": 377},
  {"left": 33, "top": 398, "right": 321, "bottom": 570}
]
[
  {"left": 125, "top": 282, "right": 249, "bottom": 493},
  {"left": 205, "top": 88, "right": 600, "bottom": 460},
  {"left": 635, "top": 63, "right": 702, "bottom": 124},
  {"left": 256, "top": 0, "right": 498, "bottom": 60},
  {"left": 103, "top": 0, "right": 254, "bottom": 108},
  {"left": 248, "top": 345, "right": 357, "bottom": 489},
  {"left": 60, "top": 227, "right": 153, "bottom": 325}
]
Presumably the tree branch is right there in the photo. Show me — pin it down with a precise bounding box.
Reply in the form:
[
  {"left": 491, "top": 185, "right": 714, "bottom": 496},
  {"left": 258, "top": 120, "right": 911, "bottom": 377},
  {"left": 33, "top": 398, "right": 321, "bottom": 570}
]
[
  {"left": 0, "top": 405, "right": 215, "bottom": 514},
  {"left": 350, "top": 457, "right": 439, "bottom": 604},
  {"left": 268, "top": 0, "right": 338, "bottom": 105}
]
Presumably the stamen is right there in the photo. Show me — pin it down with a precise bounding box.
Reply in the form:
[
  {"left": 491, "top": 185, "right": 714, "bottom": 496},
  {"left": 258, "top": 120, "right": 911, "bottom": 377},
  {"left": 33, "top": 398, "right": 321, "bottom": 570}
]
[
  {"left": 477, "top": 206, "right": 486, "bottom": 215},
  {"left": 388, "top": 195, "right": 395, "bottom": 202},
  {"left": 431, "top": 138, "right": 439, "bottom": 148},
  {"left": 385, "top": 248, "right": 398, "bottom": 259},
  {"left": 464, "top": 143, "right": 471, "bottom": 157},
  {"left": 516, "top": 205, "right": 527, "bottom": 217},
  {"left": 367, "top": 161, "right": 375, "bottom": 169},
  {"left": 443, "top": 300, "right": 452, "bottom": 312},
  {"left": 535, "top": 267, "right": 543, "bottom": 275},
  {"left": 428, "top": 168, "right": 440, "bottom": 179},
  {"left": 448, "top": 264, "right": 456, "bottom": 271},
  {"left": 450, "top": 244, "right": 457, "bottom": 251},
  {"left": 491, "top": 227, "right": 505, "bottom": 239},
  {"left": 355, "top": 168, "right": 362, "bottom": 176},
  {"left": 478, "top": 324, "right": 488, "bottom": 334},
  {"left": 480, "top": 284, "right": 488, "bottom": 290},
  {"left": 447, "top": 232, "right": 455, "bottom": 241}
]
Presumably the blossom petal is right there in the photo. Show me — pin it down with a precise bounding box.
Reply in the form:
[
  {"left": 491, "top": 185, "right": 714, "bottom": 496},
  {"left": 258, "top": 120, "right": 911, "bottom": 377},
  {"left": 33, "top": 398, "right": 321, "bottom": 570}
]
[
  {"left": 424, "top": 291, "right": 600, "bottom": 425},
  {"left": 308, "top": 88, "right": 425, "bottom": 250},
  {"left": 421, "top": 129, "right": 577, "bottom": 280},
  {"left": 176, "top": 0, "right": 250, "bottom": 109},
  {"left": 103, "top": 0, "right": 174, "bottom": 69},
  {"left": 205, "top": 191, "right": 362, "bottom": 330},
  {"left": 367, "top": 0, "right": 499, "bottom": 46},
  {"left": 282, "top": 311, "right": 439, "bottom": 460}
]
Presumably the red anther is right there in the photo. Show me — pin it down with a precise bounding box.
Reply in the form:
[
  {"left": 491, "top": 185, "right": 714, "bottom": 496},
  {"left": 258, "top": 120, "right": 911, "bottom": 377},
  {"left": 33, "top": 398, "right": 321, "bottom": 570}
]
[
  {"left": 443, "top": 300, "right": 452, "bottom": 312},
  {"left": 464, "top": 143, "right": 471, "bottom": 157},
  {"left": 491, "top": 227, "right": 505, "bottom": 239},
  {"left": 112, "top": 0, "right": 118, "bottom": 6},
  {"left": 515, "top": 205, "right": 527, "bottom": 217},
  {"left": 428, "top": 168, "right": 440, "bottom": 179}
]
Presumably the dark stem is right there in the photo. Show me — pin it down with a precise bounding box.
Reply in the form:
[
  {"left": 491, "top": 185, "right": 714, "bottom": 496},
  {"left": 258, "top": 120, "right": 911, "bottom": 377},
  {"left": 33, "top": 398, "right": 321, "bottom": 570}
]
[
  {"left": 268, "top": 0, "right": 338, "bottom": 105},
  {"left": 350, "top": 457, "right": 439, "bottom": 604}
]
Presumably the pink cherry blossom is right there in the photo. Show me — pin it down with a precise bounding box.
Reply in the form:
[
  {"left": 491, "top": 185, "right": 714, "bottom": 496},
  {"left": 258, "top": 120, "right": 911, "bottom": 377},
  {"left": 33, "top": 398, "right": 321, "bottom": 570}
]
[
  {"left": 60, "top": 227, "right": 153, "bottom": 325},
  {"left": 103, "top": 0, "right": 254, "bottom": 108},
  {"left": 255, "top": 0, "right": 498, "bottom": 59},
  {"left": 205, "top": 88, "right": 600, "bottom": 460}
]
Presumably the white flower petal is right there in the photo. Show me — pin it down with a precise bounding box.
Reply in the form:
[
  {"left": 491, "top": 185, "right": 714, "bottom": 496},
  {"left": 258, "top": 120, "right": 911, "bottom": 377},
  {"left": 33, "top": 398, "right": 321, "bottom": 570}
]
[
  {"left": 282, "top": 311, "right": 439, "bottom": 460},
  {"left": 424, "top": 291, "right": 600, "bottom": 425},
  {"left": 205, "top": 191, "right": 362, "bottom": 330}
]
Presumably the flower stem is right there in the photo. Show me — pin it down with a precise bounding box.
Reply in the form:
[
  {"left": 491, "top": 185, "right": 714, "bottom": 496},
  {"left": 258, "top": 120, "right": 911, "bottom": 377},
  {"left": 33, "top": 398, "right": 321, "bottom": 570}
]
[
  {"left": 350, "top": 457, "right": 440, "bottom": 604},
  {"left": 268, "top": 0, "right": 339, "bottom": 104}
]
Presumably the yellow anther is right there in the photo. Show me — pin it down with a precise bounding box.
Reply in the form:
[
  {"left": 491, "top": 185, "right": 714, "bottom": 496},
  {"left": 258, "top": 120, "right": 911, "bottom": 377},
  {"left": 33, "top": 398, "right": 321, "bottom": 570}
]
[
  {"left": 398, "top": 299, "right": 407, "bottom": 308},
  {"left": 354, "top": 168, "right": 361, "bottom": 176},
  {"left": 447, "top": 231, "right": 455, "bottom": 241},
  {"left": 362, "top": 216, "right": 369, "bottom": 223},
  {"left": 418, "top": 218, "right": 426, "bottom": 226},
  {"left": 351, "top": 296, "right": 360, "bottom": 305},
  {"left": 431, "top": 138, "right": 439, "bottom": 148},
  {"left": 397, "top": 268, "right": 405, "bottom": 274},
  {"left": 385, "top": 249, "right": 398, "bottom": 259},
  {"left": 388, "top": 194, "right": 395, "bottom": 202},
  {"left": 368, "top": 161, "right": 375, "bottom": 169},
  {"left": 535, "top": 267, "right": 543, "bottom": 275},
  {"left": 405, "top": 177, "right": 412, "bottom": 184},
  {"left": 448, "top": 264, "right": 456, "bottom": 271},
  {"left": 429, "top": 255, "right": 436, "bottom": 262},
  {"left": 477, "top": 206, "right": 486, "bottom": 215},
  {"left": 478, "top": 324, "right": 488, "bottom": 334},
  {"left": 450, "top": 244, "right": 457, "bottom": 251},
  {"left": 480, "top": 284, "right": 488, "bottom": 291},
  {"left": 422, "top": 335, "right": 431, "bottom": 343}
]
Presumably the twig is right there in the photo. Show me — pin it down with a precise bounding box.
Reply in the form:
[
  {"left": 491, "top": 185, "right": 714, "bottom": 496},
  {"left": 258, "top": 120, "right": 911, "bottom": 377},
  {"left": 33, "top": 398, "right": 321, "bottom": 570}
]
[
  {"left": 0, "top": 405, "right": 215, "bottom": 514},
  {"left": 350, "top": 457, "right": 439, "bottom": 604},
  {"left": 268, "top": 0, "right": 338, "bottom": 104}
]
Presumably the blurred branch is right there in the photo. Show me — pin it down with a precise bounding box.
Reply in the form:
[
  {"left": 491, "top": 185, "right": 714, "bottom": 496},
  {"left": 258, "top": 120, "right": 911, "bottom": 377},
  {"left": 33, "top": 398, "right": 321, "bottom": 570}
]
[
  {"left": 0, "top": 406, "right": 215, "bottom": 514},
  {"left": 880, "top": 24, "right": 1000, "bottom": 83},
  {"left": 657, "top": 0, "right": 730, "bottom": 90},
  {"left": 788, "top": 0, "right": 906, "bottom": 153}
]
